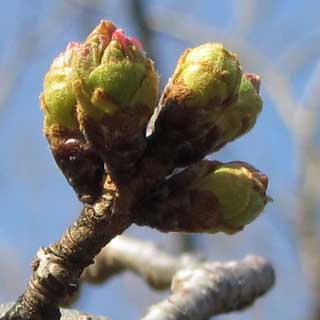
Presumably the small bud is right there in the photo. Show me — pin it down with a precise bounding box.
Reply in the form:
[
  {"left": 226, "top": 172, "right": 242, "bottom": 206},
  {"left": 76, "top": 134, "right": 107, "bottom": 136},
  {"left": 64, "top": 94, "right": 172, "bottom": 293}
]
[
  {"left": 40, "top": 41, "right": 105, "bottom": 204},
  {"left": 41, "top": 42, "right": 80, "bottom": 130},
  {"left": 191, "top": 161, "right": 269, "bottom": 234},
  {"left": 210, "top": 73, "right": 262, "bottom": 151},
  {"left": 173, "top": 73, "right": 263, "bottom": 166},
  {"left": 171, "top": 43, "right": 241, "bottom": 108}
]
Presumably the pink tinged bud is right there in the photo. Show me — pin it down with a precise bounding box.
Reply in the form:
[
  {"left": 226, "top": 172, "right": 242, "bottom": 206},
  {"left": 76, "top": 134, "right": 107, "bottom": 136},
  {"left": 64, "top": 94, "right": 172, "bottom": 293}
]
[
  {"left": 112, "top": 28, "right": 144, "bottom": 52},
  {"left": 243, "top": 73, "right": 261, "bottom": 93},
  {"left": 66, "top": 41, "right": 81, "bottom": 52},
  {"left": 112, "top": 29, "right": 127, "bottom": 47},
  {"left": 128, "top": 36, "right": 143, "bottom": 52},
  {"left": 98, "top": 35, "right": 110, "bottom": 45},
  {"left": 86, "top": 20, "right": 116, "bottom": 43}
]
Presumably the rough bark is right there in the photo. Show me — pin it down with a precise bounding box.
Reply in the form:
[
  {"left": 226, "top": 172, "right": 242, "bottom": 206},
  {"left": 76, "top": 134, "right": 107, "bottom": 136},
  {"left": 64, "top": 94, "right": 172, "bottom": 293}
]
[
  {"left": 1, "top": 178, "right": 133, "bottom": 320},
  {"left": 0, "top": 304, "right": 108, "bottom": 320}
]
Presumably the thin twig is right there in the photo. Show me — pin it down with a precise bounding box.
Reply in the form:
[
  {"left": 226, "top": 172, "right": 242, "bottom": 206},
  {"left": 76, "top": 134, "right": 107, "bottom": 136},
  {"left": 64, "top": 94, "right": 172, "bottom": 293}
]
[{"left": 1, "top": 179, "right": 133, "bottom": 319}]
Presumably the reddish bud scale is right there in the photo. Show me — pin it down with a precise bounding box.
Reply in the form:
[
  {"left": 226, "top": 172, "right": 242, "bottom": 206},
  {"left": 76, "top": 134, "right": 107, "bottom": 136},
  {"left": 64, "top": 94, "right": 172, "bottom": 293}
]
[
  {"left": 112, "top": 29, "right": 143, "bottom": 52},
  {"left": 43, "top": 122, "right": 105, "bottom": 204}
]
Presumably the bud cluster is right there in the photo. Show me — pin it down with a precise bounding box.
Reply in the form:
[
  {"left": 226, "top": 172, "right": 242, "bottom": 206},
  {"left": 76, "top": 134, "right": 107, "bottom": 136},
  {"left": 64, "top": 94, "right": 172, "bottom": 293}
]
[{"left": 40, "top": 20, "right": 269, "bottom": 233}]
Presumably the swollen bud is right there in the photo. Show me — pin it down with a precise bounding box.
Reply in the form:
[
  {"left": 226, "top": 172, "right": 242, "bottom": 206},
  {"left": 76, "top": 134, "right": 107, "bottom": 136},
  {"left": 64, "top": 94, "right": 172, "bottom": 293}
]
[
  {"left": 157, "top": 43, "right": 241, "bottom": 135},
  {"left": 41, "top": 42, "right": 80, "bottom": 130},
  {"left": 134, "top": 161, "right": 269, "bottom": 235},
  {"left": 73, "top": 21, "right": 159, "bottom": 174},
  {"left": 169, "top": 43, "right": 242, "bottom": 108},
  {"left": 152, "top": 43, "right": 242, "bottom": 162},
  {"left": 191, "top": 161, "right": 269, "bottom": 234},
  {"left": 40, "top": 42, "right": 105, "bottom": 204}
]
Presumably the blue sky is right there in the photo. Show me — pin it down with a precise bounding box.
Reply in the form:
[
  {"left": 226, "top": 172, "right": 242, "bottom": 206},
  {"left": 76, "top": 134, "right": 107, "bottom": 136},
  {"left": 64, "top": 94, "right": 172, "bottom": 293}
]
[{"left": 0, "top": 1, "right": 319, "bottom": 319}]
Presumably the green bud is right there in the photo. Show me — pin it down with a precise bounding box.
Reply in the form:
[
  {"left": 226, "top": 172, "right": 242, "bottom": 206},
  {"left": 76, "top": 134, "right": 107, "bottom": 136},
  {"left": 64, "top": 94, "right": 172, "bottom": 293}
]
[
  {"left": 191, "top": 161, "right": 269, "bottom": 234},
  {"left": 41, "top": 42, "right": 81, "bottom": 130},
  {"left": 74, "top": 25, "right": 159, "bottom": 121},
  {"left": 172, "top": 73, "right": 263, "bottom": 166},
  {"left": 161, "top": 43, "right": 242, "bottom": 127},
  {"left": 152, "top": 43, "right": 242, "bottom": 160},
  {"left": 40, "top": 36, "right": 107, "bottom": 203},
  {"left": 73, "top": 23, "right": 159, "bottom": 171},
  {"left": 174, "top": 43, "right": 242, "bottom": 108},
  {"left": 41, "top": 20, "right": 159, "bottom": 178},
  {"left": 211, "top": 73, "right": 262, "bottom": 151}
]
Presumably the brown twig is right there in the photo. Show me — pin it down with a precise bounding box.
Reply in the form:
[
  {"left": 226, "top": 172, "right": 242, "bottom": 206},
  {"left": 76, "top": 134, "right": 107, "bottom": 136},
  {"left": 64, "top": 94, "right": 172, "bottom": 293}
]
[
  {"left": 2, "top": 138, "right": 175, "bottom": 319},
  {"left": 0, "top": 303, "right": 108, "bottom": 320},
  {"left": 2, "top": 178, "right": 133, "bottom": 319}
]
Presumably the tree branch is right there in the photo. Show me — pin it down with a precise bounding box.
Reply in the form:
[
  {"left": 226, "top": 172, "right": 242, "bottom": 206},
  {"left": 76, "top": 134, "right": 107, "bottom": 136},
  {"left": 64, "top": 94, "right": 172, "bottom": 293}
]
[
  {"left": 82, "top": 236, "right": 203, "bottom": 290},
  {"left": 142, "top": 255, "right": 275, "bottom": 320},
  {"left": 2, "top": 143, "right": 175, "bottom": 319},
  {"left": 1, "top": 177, "right": 134, "bottom": 319}
]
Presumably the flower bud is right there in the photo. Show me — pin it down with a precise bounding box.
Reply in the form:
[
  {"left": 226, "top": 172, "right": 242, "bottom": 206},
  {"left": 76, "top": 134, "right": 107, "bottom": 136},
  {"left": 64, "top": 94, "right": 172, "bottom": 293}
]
[
  {"left": 73, "top": 21, "right": 159, "bottom": 173},
  {"left": 191, "top": 161, "right": 269, "bottom": 234},
  {"left": 41, "top": 20, "right": 159, "bottom": 192},
  {"left": 134, "top": 160, "right": 269, "bottom": 235},
  {"left": 40, "top": 42, "right": 105, "bottom": 204},
  {"left": 41, "top": 42, "right": 80, "bottom": 130},
  {"left": 154, "top": 43, "right": 242, "bottom": 141},
  {"left": 173, "top": 73, "right": 263, "bottom": 166},
  {"left": 171, "top": 43, "right": 241, "bottom": 107}
]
